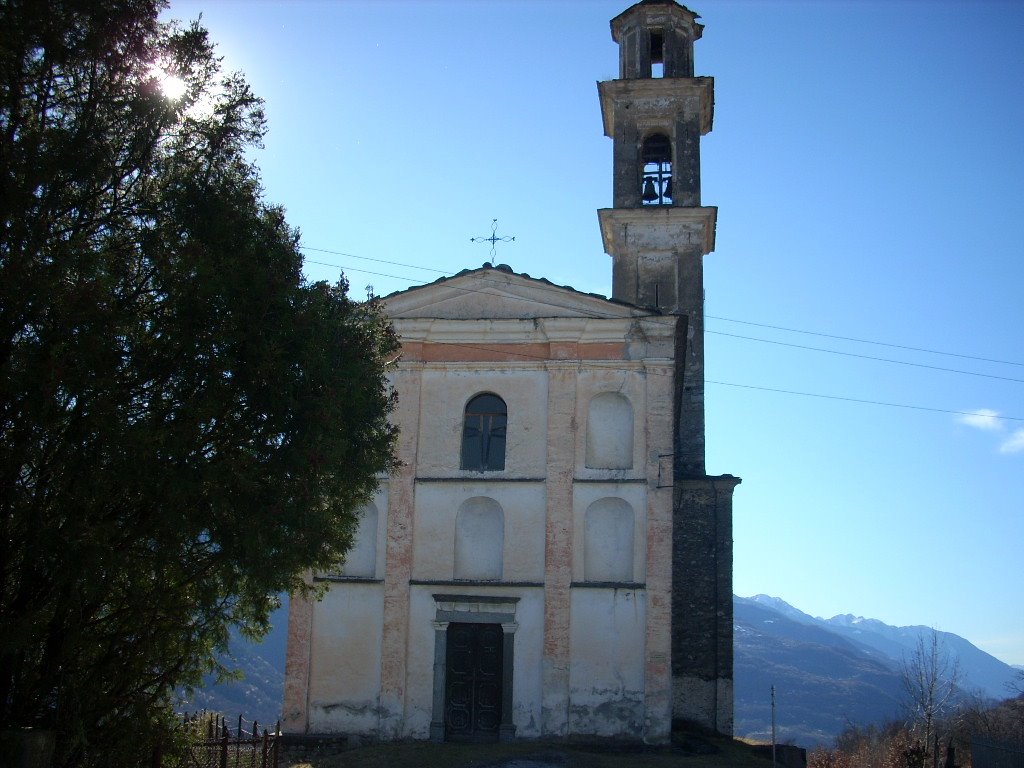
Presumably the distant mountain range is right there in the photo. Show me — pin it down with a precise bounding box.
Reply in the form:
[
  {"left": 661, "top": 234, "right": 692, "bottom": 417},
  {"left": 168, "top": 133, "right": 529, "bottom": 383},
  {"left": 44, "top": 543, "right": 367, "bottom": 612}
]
[
  {"left": 181, "top": 595, "right": 1020, "bottom": 748},
  {"left": 734, "top": 595, "right": 1019, "bottom": 746}
]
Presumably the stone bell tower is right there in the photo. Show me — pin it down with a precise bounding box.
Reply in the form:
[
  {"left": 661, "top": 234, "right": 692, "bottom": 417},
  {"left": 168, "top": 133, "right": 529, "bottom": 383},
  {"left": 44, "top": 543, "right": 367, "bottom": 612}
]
[{"left": 598, "top": 0, "right": 740, "bottom": 735}]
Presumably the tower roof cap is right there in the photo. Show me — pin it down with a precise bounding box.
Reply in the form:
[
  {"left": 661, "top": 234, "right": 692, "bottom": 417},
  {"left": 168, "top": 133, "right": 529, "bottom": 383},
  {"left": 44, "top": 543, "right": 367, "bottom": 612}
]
[{"left": 610, "top": 0, "right": 704, "bottom": 43}]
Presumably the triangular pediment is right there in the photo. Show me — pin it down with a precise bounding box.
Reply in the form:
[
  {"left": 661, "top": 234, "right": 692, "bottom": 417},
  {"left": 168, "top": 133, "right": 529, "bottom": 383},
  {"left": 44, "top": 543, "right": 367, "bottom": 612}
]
[{"left": 383, "top": 266, "right": 646, "bottom": 321}]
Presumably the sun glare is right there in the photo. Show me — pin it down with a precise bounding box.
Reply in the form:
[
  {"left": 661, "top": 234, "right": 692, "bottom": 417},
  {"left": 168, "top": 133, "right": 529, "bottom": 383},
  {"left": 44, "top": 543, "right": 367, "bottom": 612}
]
[
  {"left": 160, "top": 74, "right": 187, "bottom": 100},
  {"left": 148, "top": 63, "right": 187, "bottom": 100}
]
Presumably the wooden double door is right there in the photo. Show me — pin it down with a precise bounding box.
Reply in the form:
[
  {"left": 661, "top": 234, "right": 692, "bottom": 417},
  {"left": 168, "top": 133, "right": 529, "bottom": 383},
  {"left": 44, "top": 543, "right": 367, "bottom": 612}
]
[{"left": 444, "top": 622, "right": 503, "bottom": 742}]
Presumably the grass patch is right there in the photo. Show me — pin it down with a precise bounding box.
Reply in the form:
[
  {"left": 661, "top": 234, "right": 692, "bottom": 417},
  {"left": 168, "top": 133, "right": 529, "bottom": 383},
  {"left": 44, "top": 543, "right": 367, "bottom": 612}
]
[{"left": 284, "top": 730, "right": 777, "bottom": 768}]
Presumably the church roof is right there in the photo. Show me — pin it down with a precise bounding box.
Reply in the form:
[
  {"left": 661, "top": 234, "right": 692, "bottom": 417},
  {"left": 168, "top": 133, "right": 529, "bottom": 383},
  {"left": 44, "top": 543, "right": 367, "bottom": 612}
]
[{"left": 382, "top": 262, "right": 659, "bottom": 320}]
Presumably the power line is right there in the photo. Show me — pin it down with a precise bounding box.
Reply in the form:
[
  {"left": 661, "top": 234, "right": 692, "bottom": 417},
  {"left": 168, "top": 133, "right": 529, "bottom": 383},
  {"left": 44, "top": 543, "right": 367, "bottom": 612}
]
[
  {"left": 300, "top": 247, "right": 1024, "bottom": 419},
  {"left": 305, "top": 252, "right": 653, "bottom": 326},
  {"left": 303, "top": 251, "right": 614, "bottom": 313},
  {"left": 708, "top": 331, "right": 1024, "bottom": 384},
  {"left": 707, "top": 314, "right": 1024, "bottom": 369},
  {"left": 301, "top": 245, "right": 1022, "bottom": 372},
  {"left": 302, "top": 247, "right": 450, "bottom": 276},
  {"left": 706, "top": 380, "right": 1024, "bottom": 422},
  {"left": 304, "top": 260, "right": 426, "bottom": 284},
  {"left": 305, "top": 253, "right": 1024, "bottom": 387}
]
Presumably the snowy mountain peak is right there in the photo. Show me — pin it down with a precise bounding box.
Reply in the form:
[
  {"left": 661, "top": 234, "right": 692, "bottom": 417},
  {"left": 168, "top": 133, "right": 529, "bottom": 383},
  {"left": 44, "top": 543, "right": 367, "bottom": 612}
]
[
  {"left": 740, "top": 596, "right": 1018, "bottom": 701},
  {"left": 743, "top": 594, "right": 817, "bottom": 624},
  {"left": 747, "top": 594, "right": 792, "bottom": 609}
]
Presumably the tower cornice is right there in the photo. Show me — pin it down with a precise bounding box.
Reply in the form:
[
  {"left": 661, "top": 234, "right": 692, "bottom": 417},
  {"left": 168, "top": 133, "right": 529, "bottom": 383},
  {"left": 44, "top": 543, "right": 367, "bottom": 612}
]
[
  {"left": 597, "top": 206, "right": 717, "bottom": 259},
  {"left": 598, "top": 77, "right": 714, "bottom": 139}
]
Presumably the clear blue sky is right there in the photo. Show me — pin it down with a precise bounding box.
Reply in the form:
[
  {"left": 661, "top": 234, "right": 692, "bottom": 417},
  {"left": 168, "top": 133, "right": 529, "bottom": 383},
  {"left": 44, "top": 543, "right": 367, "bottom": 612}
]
[{"left": 165, "top": 0, "right": 1024, "bottom": 667}]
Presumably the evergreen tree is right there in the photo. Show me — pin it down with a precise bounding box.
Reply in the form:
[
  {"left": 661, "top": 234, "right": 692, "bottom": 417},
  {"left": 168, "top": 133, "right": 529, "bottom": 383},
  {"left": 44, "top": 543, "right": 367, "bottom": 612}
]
[{"left": 0, "top": 1, "right": 397, "bottom": 764}]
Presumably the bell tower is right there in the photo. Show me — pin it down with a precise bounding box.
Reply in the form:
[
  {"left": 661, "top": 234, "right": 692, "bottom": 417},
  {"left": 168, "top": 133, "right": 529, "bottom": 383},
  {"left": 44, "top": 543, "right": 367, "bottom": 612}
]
[
  {"left": 598, "top": 0, "right": 740, "bottom": 736},
  {"left": 598, "top": 0, "right": 715, "bottom": 320}
]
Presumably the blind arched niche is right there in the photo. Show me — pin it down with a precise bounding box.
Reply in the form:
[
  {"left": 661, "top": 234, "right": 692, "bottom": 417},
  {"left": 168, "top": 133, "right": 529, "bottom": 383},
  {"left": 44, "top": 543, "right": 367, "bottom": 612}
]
[
  {"left": 584, "top": 497, "right": 635, "bottom": 582},
  {"left": 454, "top": 496, "right": 504, "bottom": 580},
  {"left": 585, "top": 392, "right": 634, "bottom": 469},
  {"left": 340, "top": 501, "right": 378, "bottom": 578}
]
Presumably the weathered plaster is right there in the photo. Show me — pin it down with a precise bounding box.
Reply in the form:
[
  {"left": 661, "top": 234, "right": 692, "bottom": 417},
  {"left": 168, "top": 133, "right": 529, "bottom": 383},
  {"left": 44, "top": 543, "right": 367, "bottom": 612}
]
[
  {"left": 282, "top": 572, "right": 314, "bottom": 733},
  {"left": 414, "top": 367, "right": 548, "bottom": 478},
  {"left": 642, "top": 362, "right": 674, "bottom": 741},
  {"left": 541, "top": 364, "right": 577, "bottom": 736},
  {"left": 411, "top": 482, "right": 546, "bottom": 583},
  {"left": 307, "top": 584, "right": 385, "bottom": 733},
  {"left": 377, "top": 366, "right": 423, "bottom": 738},
  {"left": 568, "top": 588, "right": 646, "bottom": 736},
  {"left": 571, "top": 482, "right": 649, "bottom": 586}
]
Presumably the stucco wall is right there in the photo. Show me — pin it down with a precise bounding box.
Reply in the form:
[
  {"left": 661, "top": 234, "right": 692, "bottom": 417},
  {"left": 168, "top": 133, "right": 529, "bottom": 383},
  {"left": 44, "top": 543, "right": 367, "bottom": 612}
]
[
  {"left": 572, "top": 482, "right": 648, "bottom": 584},
  {"left": 574, "top": 368, "right": 647, "bottom": 481},
  {"left": 307, "top": 583, "right": 385, "bottom": 733},
  {"left": 568, "top": 588, "right": 647, "bottom": 736},
  {"left": 411, "top": 481, "right": 546, "bottom": 583},
  {"left": 414, "top": 367, "right": 548, "bottom": 478}
]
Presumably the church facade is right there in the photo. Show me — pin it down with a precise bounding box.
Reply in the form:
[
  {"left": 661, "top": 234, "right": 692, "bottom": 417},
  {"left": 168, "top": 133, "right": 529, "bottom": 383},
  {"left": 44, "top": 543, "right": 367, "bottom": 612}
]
[{"left": 282, "top": 0, "right": 739, "bottom": 744}]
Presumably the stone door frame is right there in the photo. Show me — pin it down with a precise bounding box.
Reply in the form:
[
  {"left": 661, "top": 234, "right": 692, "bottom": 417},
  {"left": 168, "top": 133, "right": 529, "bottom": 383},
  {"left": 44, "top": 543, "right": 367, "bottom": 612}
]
[{"left": 429, "top": 594, "right": 518, "bottom": 743}]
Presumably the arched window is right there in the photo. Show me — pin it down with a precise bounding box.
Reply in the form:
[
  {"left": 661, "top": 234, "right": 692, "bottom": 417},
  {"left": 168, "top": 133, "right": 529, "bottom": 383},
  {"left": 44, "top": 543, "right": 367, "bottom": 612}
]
[
  {"left": 461, "top": 393, "right": 507, "bottom": 471},
  {"left": 454, "top": 497, "right": 504, "bottom": 580},
  {"left": 584, "top": 498, "right": 635, "bottom": 582},
  {"left": 585, "top": 392, "right": 634, "bottom": 469},
  {"left": 641, "top": 133, "right": 672, "bottom": 206}
]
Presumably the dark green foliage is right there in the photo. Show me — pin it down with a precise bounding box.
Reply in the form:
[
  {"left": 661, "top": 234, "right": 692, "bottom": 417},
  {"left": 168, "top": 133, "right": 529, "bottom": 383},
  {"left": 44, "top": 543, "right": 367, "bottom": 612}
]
[{"left": 0, "top": 1, "right": 397, "bottom": 764}]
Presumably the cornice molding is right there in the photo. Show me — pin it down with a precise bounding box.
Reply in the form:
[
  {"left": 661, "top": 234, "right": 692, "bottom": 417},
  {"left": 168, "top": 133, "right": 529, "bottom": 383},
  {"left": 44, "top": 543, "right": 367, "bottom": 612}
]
[
  {"left": 598, "top": 76, "right": 713, "bottom": 137},
  {"left": 598, "top": 206, "right": 718, "bottom": 257}
]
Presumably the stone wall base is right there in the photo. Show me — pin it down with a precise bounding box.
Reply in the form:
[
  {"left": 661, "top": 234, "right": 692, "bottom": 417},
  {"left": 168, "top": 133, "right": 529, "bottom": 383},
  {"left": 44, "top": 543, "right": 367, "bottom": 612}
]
[
  {"left": 672, "top": 675, "right": 733, "bottom": 736},
  {"left": 276, "top": 733, "right": 350, "bottom": 764}
]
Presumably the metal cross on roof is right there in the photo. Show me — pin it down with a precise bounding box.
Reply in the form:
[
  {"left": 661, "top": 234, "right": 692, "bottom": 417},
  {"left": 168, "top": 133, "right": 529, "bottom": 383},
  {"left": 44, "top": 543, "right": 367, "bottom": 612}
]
[{"left": 470, "top": 219, "right": 516, "bottom": 264}]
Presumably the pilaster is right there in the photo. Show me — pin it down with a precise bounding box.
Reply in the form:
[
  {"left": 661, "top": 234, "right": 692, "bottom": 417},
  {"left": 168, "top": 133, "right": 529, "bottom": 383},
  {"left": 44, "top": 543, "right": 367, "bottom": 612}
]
[
  {"left": 541, "top": 363, "right": 577, "bottom": 736},
  {"left": 500, "top": 622, "right": 518, "bottom": 742},
  {"left": 378, "top": 364, "right": 423, "bottom": 737},
  {"left": 281, "top": 573, "right": 315, "bottom": 733},
  {"left": 642, "top": 361, "right": 675, "bottom": 742}
]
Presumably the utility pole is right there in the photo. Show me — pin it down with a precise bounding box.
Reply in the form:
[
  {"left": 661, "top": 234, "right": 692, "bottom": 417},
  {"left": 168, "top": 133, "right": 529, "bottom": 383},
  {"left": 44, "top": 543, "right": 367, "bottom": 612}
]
[{"left": 771, "top": 685, "right": 777, "bottom": 768}]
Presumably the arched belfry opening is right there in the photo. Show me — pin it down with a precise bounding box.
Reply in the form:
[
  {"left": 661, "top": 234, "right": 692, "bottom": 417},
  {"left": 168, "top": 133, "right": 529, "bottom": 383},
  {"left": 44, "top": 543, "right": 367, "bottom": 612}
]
[
  {"left": 641, "top": 134, "right": 672, "bottom": 205},
  {"left": 612, "top": 4, "right": 698, "bottom": 80},
  {"left": 650, "top": 31, "right": 665, "bottom": 77}
]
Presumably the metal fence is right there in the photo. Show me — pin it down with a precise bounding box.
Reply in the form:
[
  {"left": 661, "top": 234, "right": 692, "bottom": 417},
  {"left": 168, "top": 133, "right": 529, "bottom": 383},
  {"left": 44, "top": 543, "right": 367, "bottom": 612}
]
[{"left": 177, "top": 713, "right": 279, "bottom": 768}]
